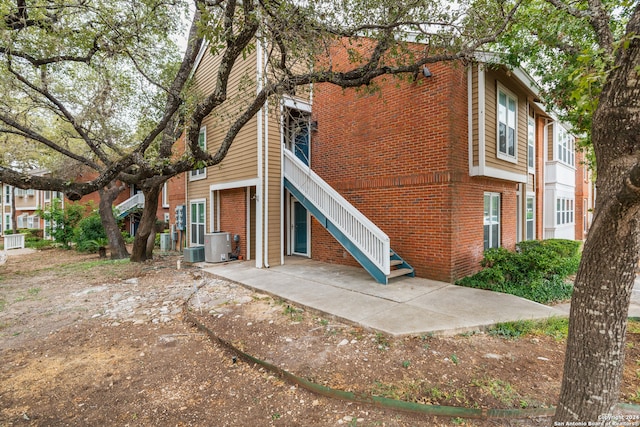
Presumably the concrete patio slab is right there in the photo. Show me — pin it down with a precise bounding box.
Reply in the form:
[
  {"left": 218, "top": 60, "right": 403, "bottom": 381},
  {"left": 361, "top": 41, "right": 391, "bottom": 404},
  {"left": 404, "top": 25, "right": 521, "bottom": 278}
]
[{"left": 201, "top": 257, "right": 572, "bottom": 336}]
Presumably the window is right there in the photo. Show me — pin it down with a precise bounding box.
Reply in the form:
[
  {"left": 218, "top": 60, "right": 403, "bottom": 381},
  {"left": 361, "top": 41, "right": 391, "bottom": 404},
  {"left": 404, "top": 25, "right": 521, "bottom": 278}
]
[
  {"left": 583, "top": 199, "right": 589, "bottom": 233},
  {"left": 27, "top": 215, "right": 39, "bottom": 229},
  {"left": 190, "top": 127, "right": 207, "bottom": 180},
  {"left": 4, "top": 185, "right": 11, "bottom": 205},
  {"left": 190, "top": 200, "right": 205, "bottom": 246},
  {"left": 17, "top": 214, "right": 26, "bottom": 228},
  {"left": 15, "top": 188, "right": 26, "bottom": 197},
  {"left": 556, "top": 126, "right": 575, "bottom": 167},
  {"left": 284, "top": 108, "right": 311, "bottom": 166},
  {"left": 44, "top": 191, "right": 51, "bottom": 202},
  {"left": 26, "top": 189, "right": 35, "bottom": 196},
  {"left": 162, "top": 182, "right": 169, "bottom": 208},
  {"left": 483, "top": 192, "right": 500, "bottom": 250},
  {"left": 526, "top": 196, "right": 535, "bottom": 240},
  {"left": 4, "top": 214, "right": 11, "bottom": 231},
  {"left": 527, "top": 117, "right": 535, "bottom": 172},
  {"left": 556, "top": 197, "right": 574, "bottom": 225},
  {"left": 497, "top": 86, "right": 517, "bottom": 161}
]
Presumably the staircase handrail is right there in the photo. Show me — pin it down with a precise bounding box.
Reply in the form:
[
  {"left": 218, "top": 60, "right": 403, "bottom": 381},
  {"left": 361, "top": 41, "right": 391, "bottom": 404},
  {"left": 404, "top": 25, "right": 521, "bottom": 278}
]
[
  {"left": 283, "top": 149, "right": 390, "bottom": 275},
  {"left": 115, "top": 193, "right": 145, "bottom": 217}
]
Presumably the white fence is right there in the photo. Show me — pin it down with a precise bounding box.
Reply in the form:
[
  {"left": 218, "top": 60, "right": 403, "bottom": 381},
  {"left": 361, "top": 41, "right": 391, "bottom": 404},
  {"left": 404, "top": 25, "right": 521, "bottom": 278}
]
[
  {"left": 283, "top": 149, "right": 390, "bottom": 276},
  {"left": 4, "top": 234, "right": 25, "bottom": 250}
]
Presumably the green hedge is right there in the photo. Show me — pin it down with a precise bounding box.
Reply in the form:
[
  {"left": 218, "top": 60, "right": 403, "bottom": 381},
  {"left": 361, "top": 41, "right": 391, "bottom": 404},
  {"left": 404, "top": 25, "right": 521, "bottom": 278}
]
[{"left": 456, "top": 239, "right": 580, "bottom": 304}]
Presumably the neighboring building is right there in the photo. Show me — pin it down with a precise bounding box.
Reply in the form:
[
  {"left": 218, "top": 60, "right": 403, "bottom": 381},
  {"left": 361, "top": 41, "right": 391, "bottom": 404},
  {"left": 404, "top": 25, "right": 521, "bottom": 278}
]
[
  {"left": 183, "top": 41, "right": 586, "bottom": 284},
  {"left": 0, "top": 166, "right": 185, "bottom": 239},
  {"left": 575, "top": 150, "right": 595, "bottom": 241}
]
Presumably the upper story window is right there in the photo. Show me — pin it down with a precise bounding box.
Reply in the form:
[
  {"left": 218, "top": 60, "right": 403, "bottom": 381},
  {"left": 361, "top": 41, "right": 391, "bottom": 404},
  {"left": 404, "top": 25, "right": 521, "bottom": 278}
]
[
  {"left": 556, "top": 126, "right": 575, "bottom": 167},
  {"left": 497, "top": 85, "right": 517, "bottom": 163},
  {"left": 527, "top": 117, "right": 535, "bottom": 172},
  {"left": 4, "top": 185, "right": 11, "bottom": 205},
  {"left": 190, "top": 127, "right": 207, "bottom": 181}
]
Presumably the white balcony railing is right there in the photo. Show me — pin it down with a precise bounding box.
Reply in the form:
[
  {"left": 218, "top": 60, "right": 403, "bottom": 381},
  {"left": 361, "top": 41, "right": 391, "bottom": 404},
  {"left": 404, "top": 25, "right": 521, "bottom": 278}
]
[
  {"left": 283, "top": 149, "right": 390, "bottom": 276},
  {"left": 115, "top": 193, "right": 145, "bottom": 218}
]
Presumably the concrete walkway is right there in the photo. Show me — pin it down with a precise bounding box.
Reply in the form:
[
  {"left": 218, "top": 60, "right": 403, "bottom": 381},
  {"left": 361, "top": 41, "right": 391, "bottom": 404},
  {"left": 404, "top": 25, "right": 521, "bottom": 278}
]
[{"left": 202, "top": 257, "right": 569, "bottom": 336}]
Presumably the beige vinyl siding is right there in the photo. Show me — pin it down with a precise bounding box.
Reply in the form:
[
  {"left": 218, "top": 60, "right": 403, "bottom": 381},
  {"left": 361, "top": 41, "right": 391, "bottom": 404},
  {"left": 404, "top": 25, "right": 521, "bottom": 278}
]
[
  {"left": 264, "top": 107, "right": 283, "bottom": 265},
  {"left": 188, "top": 46, "right": 261, "bottom": 233},
  {"left": 483, "top": 69, "right": 528, "bottom": 176}
]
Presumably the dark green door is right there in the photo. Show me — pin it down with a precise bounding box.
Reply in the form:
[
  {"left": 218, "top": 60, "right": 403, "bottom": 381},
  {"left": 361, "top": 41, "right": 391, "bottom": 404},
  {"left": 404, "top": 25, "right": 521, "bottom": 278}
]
[{"left": 293, "top": 201, "right": 307, "bottom": 254}]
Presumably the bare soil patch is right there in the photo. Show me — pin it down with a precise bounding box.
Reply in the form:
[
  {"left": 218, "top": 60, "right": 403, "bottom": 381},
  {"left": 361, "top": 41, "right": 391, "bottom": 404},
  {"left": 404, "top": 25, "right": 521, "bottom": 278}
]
[{"left": 1, "top": 249, "right": 639, "bottom": 426}]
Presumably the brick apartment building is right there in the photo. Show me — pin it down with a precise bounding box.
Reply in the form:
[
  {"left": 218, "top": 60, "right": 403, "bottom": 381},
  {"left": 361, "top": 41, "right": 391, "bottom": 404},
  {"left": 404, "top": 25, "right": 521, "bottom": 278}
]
[{"left": 181, "top": 39, "right": 591, "bottom": 284}]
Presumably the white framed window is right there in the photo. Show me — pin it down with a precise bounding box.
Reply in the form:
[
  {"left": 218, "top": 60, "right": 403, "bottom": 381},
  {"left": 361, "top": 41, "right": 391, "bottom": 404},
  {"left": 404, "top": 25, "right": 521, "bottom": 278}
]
[
  {"left": 17, "top": 213, "right": 27, "bottom": 228},
  {"left": 27, "top": 215, "right": 39, "bottom": 229},
  {"left": 162, "top": 182, "right": 169, "bottom": 208},
  {"left": 26, "top": 189, "right": 35, "bottom": 196},
  {"left": 210, "top": 190, "right": 220, "bottom": 233},
  {"left": 497, "top": 84, "right": 517, "bottom": 162},
  {"left": 556, "top": 197, "right": 575, "bottom": 225},
  {"left": 556, "top": 126, "right": 575, "bottom": 167},
  {"left": 4, "top": 214, "right": 11, "bottom": 231},
  {"left": 527, "top": 116, "right": 535, "bottom": 172},
  {"left": 190, "top": 127, "right": 207, "bottom": 181},
  {"left": 526, "top": 195, "right": 535, "bottom": 240},
  {"left": 4, "top": 185, "right": 11, "bottom": 205},
  {"left": 190, "top": 199, "right": 206, "bottom": 246},
  {"left": 483, "top": 192, "right": 500, "bottom": 250},
  {"left": 15, "top": 188, "right": 26, "bottom": 197},
  {"left": 44, "top": 190, "right": 51, "bottom": 202}
]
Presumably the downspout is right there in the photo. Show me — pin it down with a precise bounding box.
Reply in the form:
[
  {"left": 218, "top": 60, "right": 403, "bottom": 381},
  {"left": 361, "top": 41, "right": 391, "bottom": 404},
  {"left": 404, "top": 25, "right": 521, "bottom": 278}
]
[
  {"left": 263, "top": 43, "right": 270, "bottom": 269},
  {"left": 255, "top": 38, "right": 264, "bottom": 268}
]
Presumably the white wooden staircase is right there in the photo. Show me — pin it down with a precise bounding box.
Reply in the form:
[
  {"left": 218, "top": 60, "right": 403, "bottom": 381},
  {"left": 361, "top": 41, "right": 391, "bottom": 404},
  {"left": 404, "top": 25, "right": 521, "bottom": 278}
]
[{"left": 283, "top": 149, "right": 414, "bottom": 284}]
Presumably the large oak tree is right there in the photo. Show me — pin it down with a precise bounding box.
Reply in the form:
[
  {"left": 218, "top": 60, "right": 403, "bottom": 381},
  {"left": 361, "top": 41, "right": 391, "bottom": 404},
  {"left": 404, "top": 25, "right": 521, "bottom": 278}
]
[{"left": 0, "top": 0, "right": 518, "bottom": 261}]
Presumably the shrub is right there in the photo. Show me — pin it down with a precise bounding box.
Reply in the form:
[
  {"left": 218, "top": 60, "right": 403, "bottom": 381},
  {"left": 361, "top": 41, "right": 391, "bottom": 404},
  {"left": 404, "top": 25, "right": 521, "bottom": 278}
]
[
  {"left": 73, "top": 212, "right": 107, "bottom": 252},
  {"left": 38, "top": 199, "right": 86, "bottom": 249},
  {"left": 456, "top": 239, "right": 580, "bottom": 304}
]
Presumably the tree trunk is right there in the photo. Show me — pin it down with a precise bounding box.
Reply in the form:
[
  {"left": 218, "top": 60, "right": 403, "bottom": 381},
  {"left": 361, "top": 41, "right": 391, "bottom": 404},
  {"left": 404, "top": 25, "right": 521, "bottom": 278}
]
[
  {"left": 554, "top": 7, "right": 640, "bottom": 422},
  {"left": 98, "top": 183, "right": 129, "bottom": 260},
  {"left": 130, "top": 184, "right": 161, "bottom": 262}
]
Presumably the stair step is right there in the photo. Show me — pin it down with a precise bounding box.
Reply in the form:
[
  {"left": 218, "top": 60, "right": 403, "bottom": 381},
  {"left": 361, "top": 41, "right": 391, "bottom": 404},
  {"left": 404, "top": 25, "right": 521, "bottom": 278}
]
[
  {"left": 390, "top": 259, "right": 403, "bottom": 267},
  {"left": 386, "top": 268, "right": 413, "bottom": 279}
]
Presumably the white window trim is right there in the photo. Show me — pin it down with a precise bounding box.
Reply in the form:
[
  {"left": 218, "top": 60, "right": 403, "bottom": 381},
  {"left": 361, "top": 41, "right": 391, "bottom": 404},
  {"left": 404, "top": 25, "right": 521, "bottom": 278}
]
[
  {"left": 496, "top": 83, "right": 518, "bottom": 164},
  {"left": 189, "top": 127, "right": 208, "bottom": 181},
  {"left": 484, "top": 192, "right": 501, "bottom": 250},
  {"left": 555, "top": 125, "right": 575, "bottom": 168},
  {"left": 527, "top": 116, "right": 535, "bottom": 173},
  {"left": 189, "top": 198, "right": 206, "bottom": 246},
  {"left": 525, "top": 194, "right": 535, "bottom": 241},
  {"left": 162, "top": 182, "right": 169, "bottom": 208}
]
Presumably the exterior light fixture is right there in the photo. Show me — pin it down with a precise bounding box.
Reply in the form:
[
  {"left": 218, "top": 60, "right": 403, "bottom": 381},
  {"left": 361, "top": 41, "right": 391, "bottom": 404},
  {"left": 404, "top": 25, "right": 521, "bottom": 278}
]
[{"left": 422, "top": 66, "right": 433, "bottom": 78}]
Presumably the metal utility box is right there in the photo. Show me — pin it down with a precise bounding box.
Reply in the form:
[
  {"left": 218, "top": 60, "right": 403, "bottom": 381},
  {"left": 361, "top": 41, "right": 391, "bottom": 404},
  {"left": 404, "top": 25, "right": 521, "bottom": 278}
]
[
  {"left": 183, "top": 246, "right": 205, "bottom": 263},
  {"left": 159, "top": 233, "right": 171, "bottom": 251},
  {"left": 204, "top": 232, "right": 231, "bottom": 263}
]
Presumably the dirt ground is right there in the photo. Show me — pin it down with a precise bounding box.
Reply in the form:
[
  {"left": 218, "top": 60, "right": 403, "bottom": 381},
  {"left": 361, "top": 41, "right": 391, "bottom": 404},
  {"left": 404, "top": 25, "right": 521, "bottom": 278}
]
[{"left": 1, "top": 249, "right": 639, "bottom": 426}]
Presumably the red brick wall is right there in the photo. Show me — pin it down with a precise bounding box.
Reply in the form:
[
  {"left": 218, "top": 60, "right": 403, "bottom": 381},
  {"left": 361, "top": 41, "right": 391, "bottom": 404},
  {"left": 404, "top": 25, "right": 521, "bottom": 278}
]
[
  {"left": 574, "top": 150, "right": 591, "bottom": 241},
  {"left": 219, "top": 188, "right": 247, "bottom": 259},
  {"left": 311, "top": 45, "right": 523, "bottom": 282}
]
